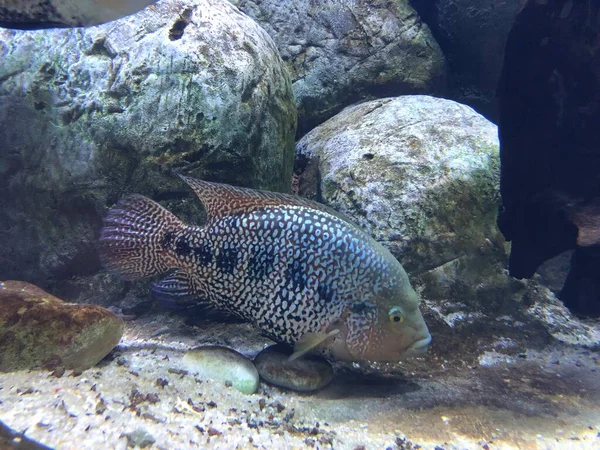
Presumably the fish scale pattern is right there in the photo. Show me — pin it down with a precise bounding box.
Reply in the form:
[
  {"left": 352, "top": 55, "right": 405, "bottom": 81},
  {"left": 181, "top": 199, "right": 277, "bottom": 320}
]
[
  {"left": 163, "top": 205, "right": 392, "bottom": 344},
  {"left": 99, "top": 177, "right": 431, "bottom": 361}
]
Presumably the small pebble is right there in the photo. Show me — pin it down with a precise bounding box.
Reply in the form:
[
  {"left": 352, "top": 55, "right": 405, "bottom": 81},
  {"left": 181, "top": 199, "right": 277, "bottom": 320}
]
[
  {"left": 122, "top": 428, "right": 155, "bottom": 448},
  {"left": 95, "top": 399, "right": 106, "bottom": 415},
  {"left": 207, "top": 427, "right": 222, "bottom": 437},
  {"left": 272, "top": 401, "right": 285, "bottom": 412},
  {"left": 253, "top": 344, "right": 333, "bottom": 392},
  {"left": 180, "top": 346, "right": 259, "bottom": 394}
]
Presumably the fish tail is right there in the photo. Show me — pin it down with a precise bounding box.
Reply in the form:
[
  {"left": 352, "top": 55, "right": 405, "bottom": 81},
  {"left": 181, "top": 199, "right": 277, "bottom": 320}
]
[{"left": 99, "top": 194, "right": 185, "bottom": 280}]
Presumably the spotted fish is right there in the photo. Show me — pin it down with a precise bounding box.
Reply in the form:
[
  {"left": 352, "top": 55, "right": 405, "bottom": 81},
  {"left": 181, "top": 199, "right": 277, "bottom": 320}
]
[
  {"left": 0, "top": 0, "right": 158, "bottom": 29},
  {"left": 99, "top": 175, "right": 431, "bottom": 362}
]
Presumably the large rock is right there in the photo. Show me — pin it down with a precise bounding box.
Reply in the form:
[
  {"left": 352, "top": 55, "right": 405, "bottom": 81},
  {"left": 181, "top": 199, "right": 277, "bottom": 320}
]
[
  {"left": 0, "top": 0, "right": 297, "bottom": 292},
  {"left": 295, "top": 95, "right": 598, "bottom": 360},
  {"left": 231, "top": 0, "right": 446, "bottom": 135},
  {"left": 0, "top": 281, "right": 124, "bottom": 372},
  {"left": 411, "top": 0, "right": 526, "bottom": 121},
  {"left": 497, "top": 0, "right": 600, "bottom": 316},
  {"left": 297, "top": 96, "right": 500, "bottom": 274}
]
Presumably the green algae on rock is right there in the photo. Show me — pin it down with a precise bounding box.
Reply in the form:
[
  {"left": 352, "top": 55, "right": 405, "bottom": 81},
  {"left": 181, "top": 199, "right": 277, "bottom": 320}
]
[
  {"left": 254, "top": 344, "right": 333, "bottom": 392},
  {"left": 296, "top": 96, "right": 501, "bottom": 277},
  {"left": 0, "top": 281, "right": 124, "bottom": 372},
  {"left": 121, "top": 428, "right": 156, "bottom": 449},
  {"left": 180, "top": 346, "right": 259, "bottom": 395},
  {"left": 0, "top": 0, "right": 297, "bottom": 304}
]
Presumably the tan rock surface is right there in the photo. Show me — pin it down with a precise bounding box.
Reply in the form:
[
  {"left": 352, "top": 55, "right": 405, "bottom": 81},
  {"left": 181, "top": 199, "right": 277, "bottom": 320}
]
[{"left": 0, "top": 281, "right": 123, "bottom": 372}]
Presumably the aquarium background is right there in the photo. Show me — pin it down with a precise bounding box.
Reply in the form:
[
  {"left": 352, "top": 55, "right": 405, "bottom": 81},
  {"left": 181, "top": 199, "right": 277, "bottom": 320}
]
[{"left": 0, "top": 0, "right": 599, "bottom": 449}]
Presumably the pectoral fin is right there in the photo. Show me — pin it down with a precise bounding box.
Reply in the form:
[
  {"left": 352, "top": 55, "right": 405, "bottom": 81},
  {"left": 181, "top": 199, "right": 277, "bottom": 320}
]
[{"left": 288, "top": 329, "right": 340, "bottom": 362}]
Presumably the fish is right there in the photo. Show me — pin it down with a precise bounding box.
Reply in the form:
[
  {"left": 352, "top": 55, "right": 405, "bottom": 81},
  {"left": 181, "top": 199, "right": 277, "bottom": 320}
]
[
  {"left": 0, "top": 0, "right": 158, "bottom": 30},
  {"left": 99, "top": 175, "right": 431, "bottom": 362}
]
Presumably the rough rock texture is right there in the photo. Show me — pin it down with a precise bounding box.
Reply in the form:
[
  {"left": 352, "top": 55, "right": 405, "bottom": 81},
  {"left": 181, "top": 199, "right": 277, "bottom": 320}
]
[
  {"left": 536, "top": 250, "right": 573, "bottom": 295},
  {"left": 231, "top": 0, "right": 446, "bottom": 136},
  {"left": 295, "top": 95, "right": 599, "bottom": 359},
  {"left": 0, "top": 281, "right": 123, "bottom": 372},
  {"left": 497, "top": 0, "right": 600, "bottom": 316},
  {"left": 297, "top": 96, "right": 500, "bottom": 275},
  {"left": 0, "top": 0, "right": 297, "bottom": 296},
  {"left": 411, "top": 0, "right": 526, "bottom": 121}
]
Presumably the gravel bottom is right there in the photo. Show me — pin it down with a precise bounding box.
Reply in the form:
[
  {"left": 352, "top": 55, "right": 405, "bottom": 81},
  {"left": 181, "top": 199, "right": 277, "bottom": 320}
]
[{"left": 1, "top": 316, "right": 599, "bottom": 450}]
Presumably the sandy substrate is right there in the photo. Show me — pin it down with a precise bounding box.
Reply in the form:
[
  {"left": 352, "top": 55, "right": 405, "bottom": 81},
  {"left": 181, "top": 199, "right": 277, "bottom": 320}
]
[{"left": 1, "top": 315, "right": 599, "bottom": 450}]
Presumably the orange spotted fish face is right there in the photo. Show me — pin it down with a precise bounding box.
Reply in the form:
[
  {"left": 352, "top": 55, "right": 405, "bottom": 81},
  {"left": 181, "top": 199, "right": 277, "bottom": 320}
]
[{"left": 323, "top": 248, "right": 431, "bottom": 362}]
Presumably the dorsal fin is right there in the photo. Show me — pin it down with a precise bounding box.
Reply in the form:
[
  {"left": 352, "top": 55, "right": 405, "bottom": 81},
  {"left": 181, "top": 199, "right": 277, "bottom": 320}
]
[{"left": 179, "top": 174, "right": 353, "bottom": 224}]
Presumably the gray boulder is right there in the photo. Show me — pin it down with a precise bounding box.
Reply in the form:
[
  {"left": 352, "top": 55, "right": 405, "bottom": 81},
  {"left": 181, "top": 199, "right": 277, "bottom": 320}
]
[
  {"left": 297, "top": 96, "right": 500, "bottom": 273},
  {"left": 296, "top": 95, "right": 598, "bottom": 361},
  {"left": 231, "top": 0, "right": 446, "bottom": 135},
  {"left": 0, "top": 0, "right": 297, "bottom": 291}
]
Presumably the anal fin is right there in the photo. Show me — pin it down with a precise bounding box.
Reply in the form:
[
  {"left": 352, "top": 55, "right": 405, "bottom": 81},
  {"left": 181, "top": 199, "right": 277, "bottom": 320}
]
[{"left": 152, "top": 270, "right": 205, "bottom": 307}]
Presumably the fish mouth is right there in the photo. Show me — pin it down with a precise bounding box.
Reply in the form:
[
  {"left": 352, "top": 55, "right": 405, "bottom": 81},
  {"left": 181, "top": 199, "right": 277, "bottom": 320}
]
[{"left": 405, "top": 335, "right": 432, "bottom": 356}]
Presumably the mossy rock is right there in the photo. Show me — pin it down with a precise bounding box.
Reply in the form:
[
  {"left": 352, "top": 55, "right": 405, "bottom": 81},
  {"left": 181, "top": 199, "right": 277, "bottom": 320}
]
[
  {"left": 296, "top": 95, "right": 501, "bottom": 276},
  {"left": 0, "top": 281, "right": 124, "bottom": 372},
  {"left": 0, "top": 0, "right": 297, "bottom": 300}
]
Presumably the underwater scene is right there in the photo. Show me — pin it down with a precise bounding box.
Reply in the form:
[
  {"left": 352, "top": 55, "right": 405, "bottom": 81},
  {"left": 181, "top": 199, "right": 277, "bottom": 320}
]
[{"left": 0, "top": 0, "right": 599, "bottom": 448}]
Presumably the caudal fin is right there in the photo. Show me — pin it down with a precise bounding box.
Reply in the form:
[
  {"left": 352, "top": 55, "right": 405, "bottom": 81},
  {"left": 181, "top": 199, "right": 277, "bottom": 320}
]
[{"left": 99, "top": 194, "right": 185, "bottom": 280}]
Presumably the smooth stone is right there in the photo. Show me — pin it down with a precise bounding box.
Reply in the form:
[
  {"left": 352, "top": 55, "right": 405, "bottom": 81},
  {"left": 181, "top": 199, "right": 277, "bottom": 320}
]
[
  {"left": 253, "top": 344, "right": 333, "bottom": 392},
  {"left": 0, "top": 281, "right": 124, "bottom": 372},
  {"left": 180, "top": 346, "right": 259, "bottom": 395},
  {"left": 122, "top": 428, "right": 155, "bottom": 449}
]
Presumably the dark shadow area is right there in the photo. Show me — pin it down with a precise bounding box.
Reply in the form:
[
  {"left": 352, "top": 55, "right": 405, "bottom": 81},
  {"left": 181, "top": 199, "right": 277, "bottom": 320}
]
[
  {"left": 497, "top": 0, "right": 600, "bottom": 317},
  {"left": 319, "top": 371, "right": 420, "bottom": 399}
]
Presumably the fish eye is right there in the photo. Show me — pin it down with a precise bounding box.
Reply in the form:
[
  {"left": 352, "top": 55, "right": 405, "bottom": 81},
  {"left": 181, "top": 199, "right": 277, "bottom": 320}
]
[{"left": 388, "top": 307, "right": 404, "bottom": 325}]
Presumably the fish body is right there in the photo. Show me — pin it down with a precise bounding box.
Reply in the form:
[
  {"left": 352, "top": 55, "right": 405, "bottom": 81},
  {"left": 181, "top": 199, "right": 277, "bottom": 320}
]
[
  {"left": 0, "top": 0, "right": 158, "bottom": 29},
  {"left": 99, "top": 176, "right": 431, "bottom": 362}
]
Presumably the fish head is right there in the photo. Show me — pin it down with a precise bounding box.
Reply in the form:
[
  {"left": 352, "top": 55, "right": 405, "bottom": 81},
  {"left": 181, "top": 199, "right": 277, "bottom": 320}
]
[{"left": 325, "top": 273, "right": 431, "bottom": 362}]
